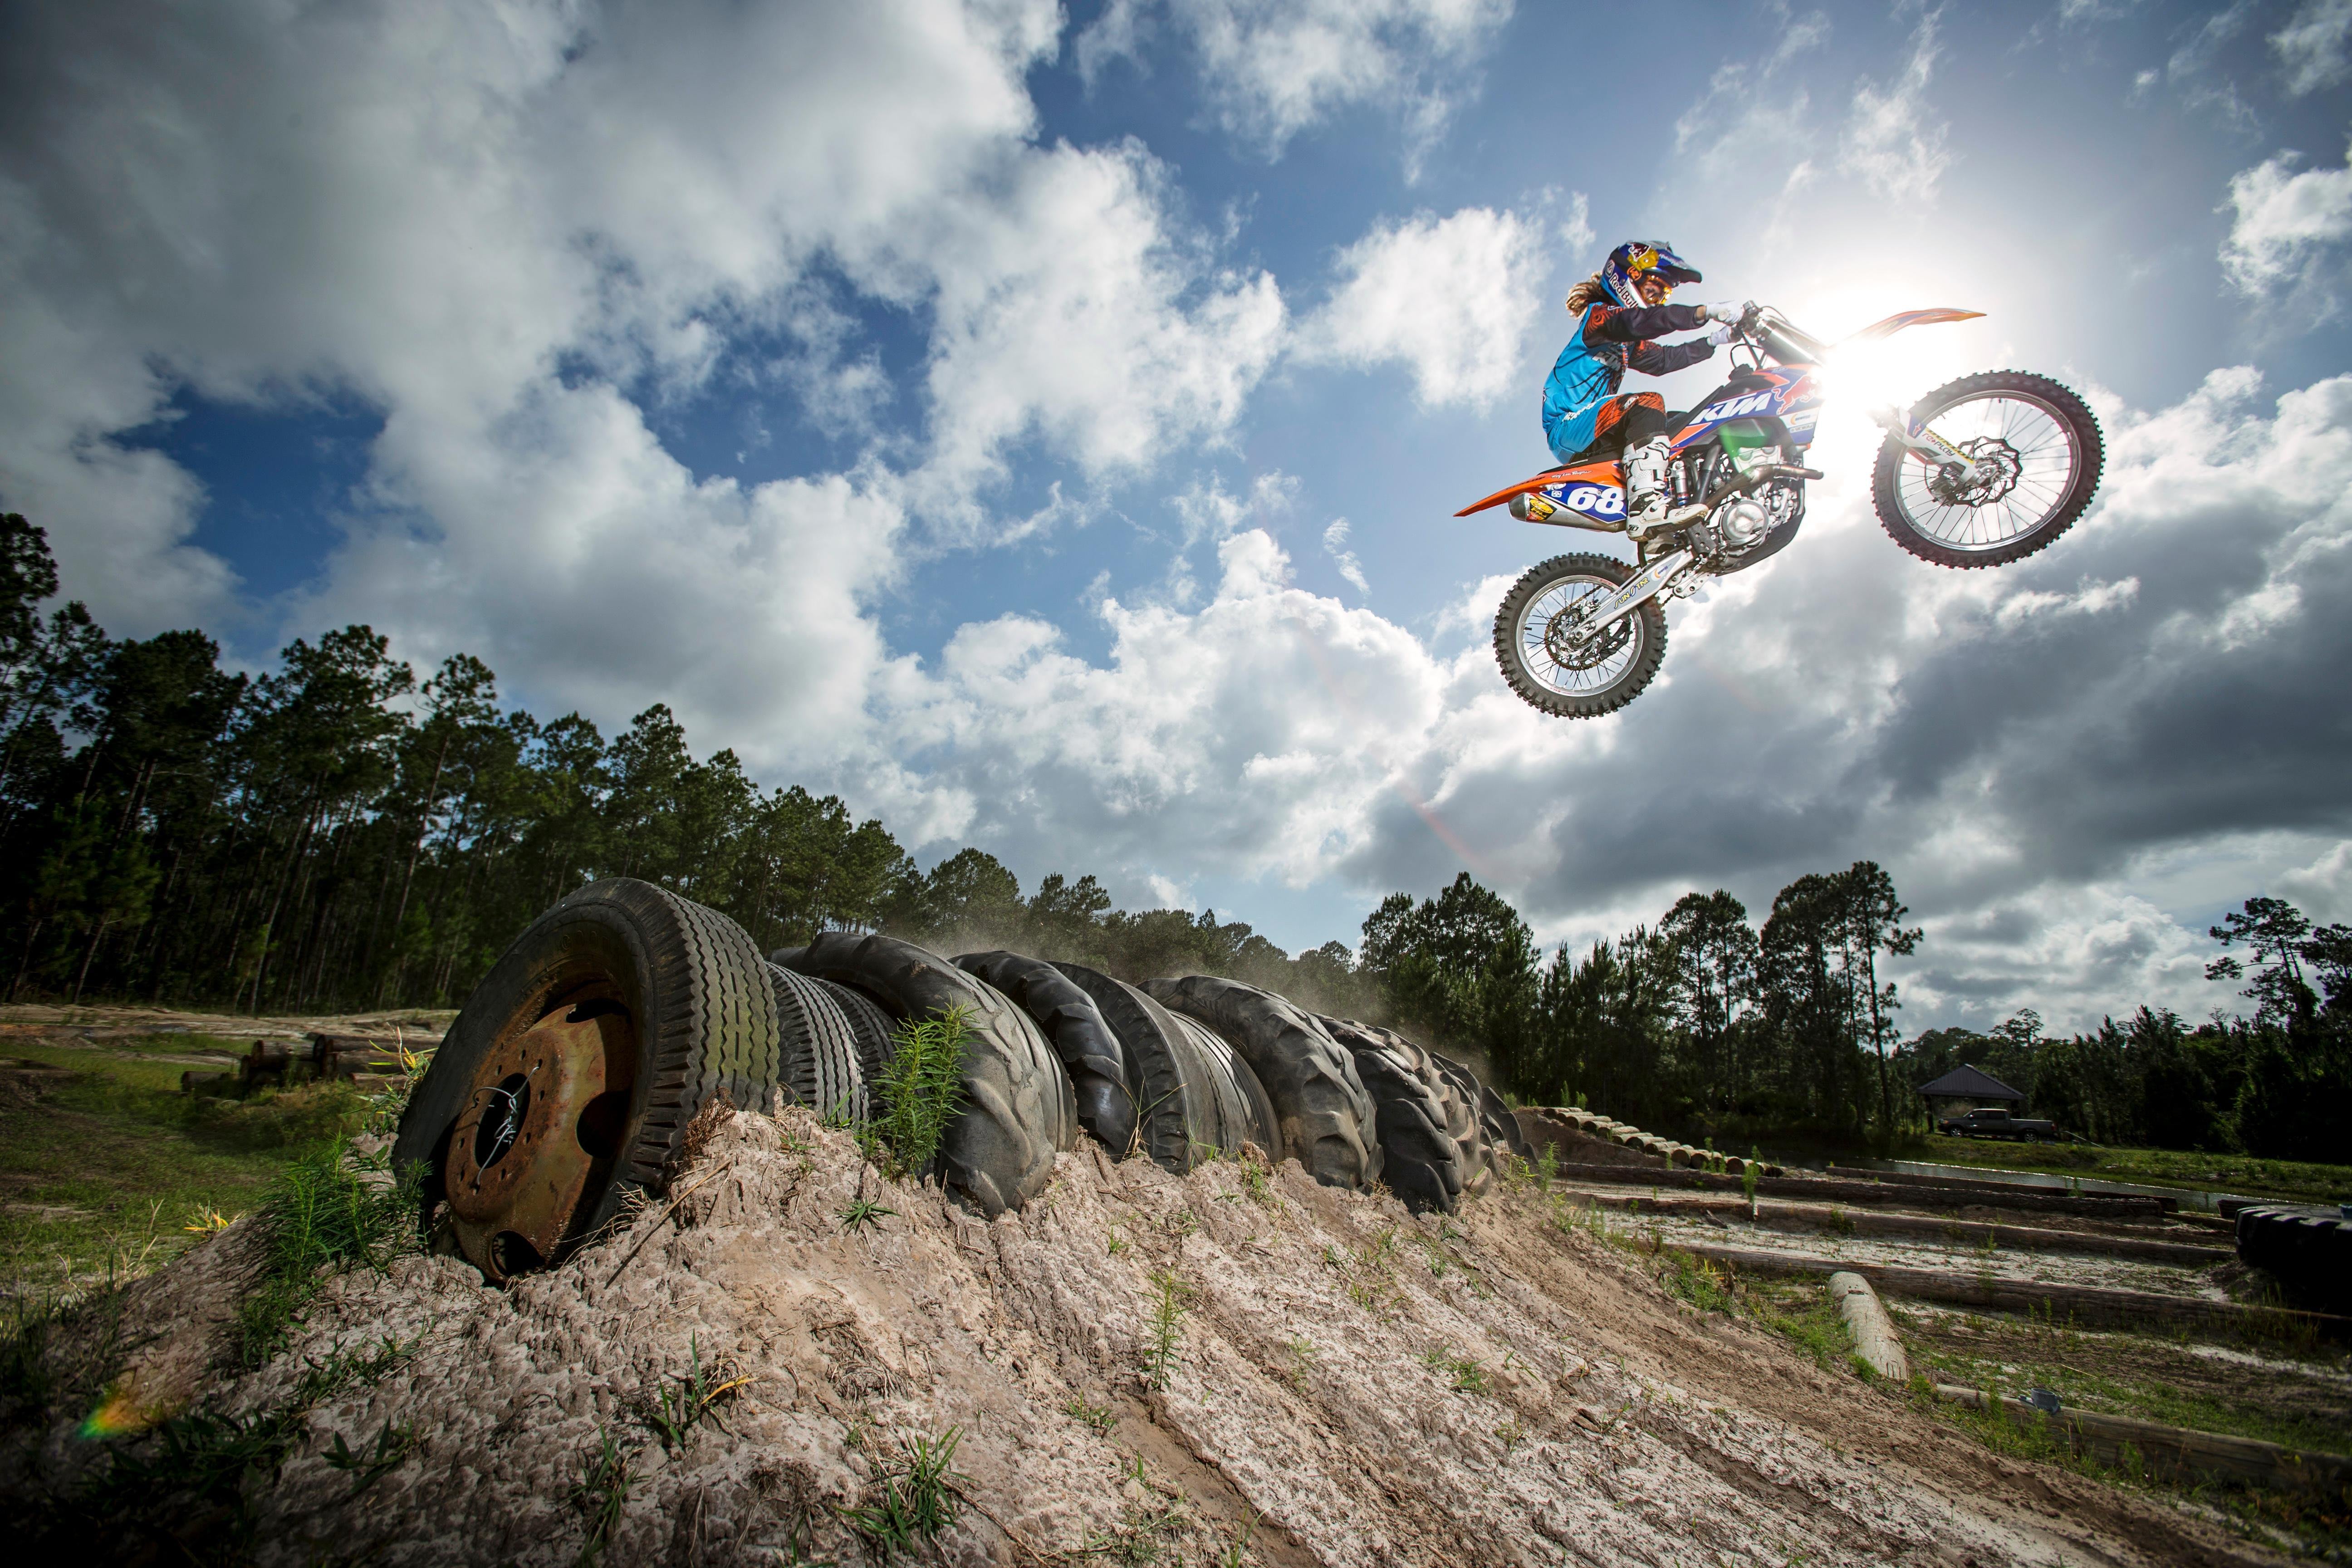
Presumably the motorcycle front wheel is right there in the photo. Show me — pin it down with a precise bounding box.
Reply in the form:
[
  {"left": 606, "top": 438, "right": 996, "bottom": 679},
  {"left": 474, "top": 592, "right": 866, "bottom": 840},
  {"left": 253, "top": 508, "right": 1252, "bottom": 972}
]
[
  {"left": 1872, "top": 371, "right": 2103, "bottom": 568},
  {"left": 1492, "top": 553, "right": 1666, "bottom": 718}
]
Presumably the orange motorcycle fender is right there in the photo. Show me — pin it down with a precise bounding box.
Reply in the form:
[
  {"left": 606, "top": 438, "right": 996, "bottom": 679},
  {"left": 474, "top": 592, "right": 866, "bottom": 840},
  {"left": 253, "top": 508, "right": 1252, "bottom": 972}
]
[{"left": 1455, "top": 459, "right": 1621, "bottom": 518}]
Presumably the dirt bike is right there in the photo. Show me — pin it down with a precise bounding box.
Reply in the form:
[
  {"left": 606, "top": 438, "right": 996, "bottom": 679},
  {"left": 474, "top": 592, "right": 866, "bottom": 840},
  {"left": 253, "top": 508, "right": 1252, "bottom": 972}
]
[{"left": 1456, "top": 306, "right": 2106, "bottom": 718}]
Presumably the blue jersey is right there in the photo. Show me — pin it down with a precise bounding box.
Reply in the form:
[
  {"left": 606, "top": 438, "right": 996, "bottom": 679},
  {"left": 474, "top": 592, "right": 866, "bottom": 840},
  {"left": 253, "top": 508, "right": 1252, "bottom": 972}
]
[{"left": 1542, "top": 302, "right": 1715, "bottom": 458}]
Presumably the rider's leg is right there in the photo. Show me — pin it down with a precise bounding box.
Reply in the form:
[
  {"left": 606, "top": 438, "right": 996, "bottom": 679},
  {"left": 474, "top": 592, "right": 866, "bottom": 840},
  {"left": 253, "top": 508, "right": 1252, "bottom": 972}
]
[{"left": 1601, "top": 397, "right": 1675, "bottom": 536}]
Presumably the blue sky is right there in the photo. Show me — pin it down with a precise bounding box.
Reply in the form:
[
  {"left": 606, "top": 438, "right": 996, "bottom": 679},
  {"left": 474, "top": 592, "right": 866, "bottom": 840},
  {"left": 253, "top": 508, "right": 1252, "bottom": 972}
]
[{"left": 6, "top": 0, "right": 2351, "bottom": 1031}]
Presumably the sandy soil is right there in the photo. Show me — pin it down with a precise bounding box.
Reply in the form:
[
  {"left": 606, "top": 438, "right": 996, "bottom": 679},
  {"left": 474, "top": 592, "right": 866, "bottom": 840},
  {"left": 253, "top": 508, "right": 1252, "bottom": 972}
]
[{"left": 18, "top": 1103, "right": 2291, "bottom": 1567}]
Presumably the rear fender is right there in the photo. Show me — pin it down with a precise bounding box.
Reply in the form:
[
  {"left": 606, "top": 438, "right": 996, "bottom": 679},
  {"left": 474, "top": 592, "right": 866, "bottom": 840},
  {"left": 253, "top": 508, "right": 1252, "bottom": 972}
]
[
  {"left": 1455, "top": 458, "right": 1621, "bottom": 518},
  {"left": 1838, "top": 307, "right": 1984, "bottom": 346}
]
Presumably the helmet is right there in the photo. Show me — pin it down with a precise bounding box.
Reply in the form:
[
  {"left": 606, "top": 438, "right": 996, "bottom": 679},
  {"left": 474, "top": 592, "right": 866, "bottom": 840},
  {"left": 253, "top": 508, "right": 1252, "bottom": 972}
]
[{"left": 1600, "top": 241, "right": 1702, "bottom": 308}]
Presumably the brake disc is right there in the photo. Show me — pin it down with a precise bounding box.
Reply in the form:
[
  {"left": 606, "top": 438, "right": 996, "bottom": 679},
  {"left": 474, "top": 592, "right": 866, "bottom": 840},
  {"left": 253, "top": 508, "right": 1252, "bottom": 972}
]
[
  {"left": 1928, "top": 436, "right": 2022, "bottom": 507},
  {"left": 1546, "top": 604, "right": 1631, "bottom": 670}
]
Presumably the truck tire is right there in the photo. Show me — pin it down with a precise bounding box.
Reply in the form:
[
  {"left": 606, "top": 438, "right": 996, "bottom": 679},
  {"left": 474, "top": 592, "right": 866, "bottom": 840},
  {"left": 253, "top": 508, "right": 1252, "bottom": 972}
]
[
  {"left": 767, "top": 962, "right": 867, "bottom": 1123},
  {"left": 779, "top": 934, "right": 1076, "bottom": 1215},
  {"left": 956, "top": 951, "right": 1138, "bottom": 1157},
  {"left": 819, "top": 975, "right": 899, "bottom": 1087},
  {"left": 1142, "top": 976, "right": 1381, "bottom": 1192},
  {"left": 394, "top": 878, "right": 777, "bottom": 1279},
  {"left": 2236, "top": 1205, "right": 2352, "bottom": 1312}
]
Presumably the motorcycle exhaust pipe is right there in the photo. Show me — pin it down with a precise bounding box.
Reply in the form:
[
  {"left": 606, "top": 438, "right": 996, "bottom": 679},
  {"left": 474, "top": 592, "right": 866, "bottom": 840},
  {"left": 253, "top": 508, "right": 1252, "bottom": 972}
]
[{"left": 1508, "top": 491, "right": 1625, "bottom": 532}]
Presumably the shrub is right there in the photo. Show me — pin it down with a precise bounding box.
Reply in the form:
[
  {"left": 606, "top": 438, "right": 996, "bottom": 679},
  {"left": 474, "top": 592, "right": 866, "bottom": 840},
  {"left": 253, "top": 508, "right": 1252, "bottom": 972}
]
[{"left": 871, "top": 1008, "right": 970, "bottom": 1178}]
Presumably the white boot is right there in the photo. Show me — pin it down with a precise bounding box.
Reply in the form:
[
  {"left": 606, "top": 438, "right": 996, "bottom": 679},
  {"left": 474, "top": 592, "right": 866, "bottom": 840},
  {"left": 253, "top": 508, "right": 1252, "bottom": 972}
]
[{"left": 1621, "top": 438, "right": 1672, "bottom": 538}]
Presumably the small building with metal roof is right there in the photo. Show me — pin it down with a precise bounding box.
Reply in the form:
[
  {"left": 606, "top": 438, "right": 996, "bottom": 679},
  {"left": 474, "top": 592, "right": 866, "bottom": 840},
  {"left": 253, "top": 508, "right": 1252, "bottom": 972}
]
[{"left": 1916, "top": 1063, "right": 2026, "bottom": 1121}]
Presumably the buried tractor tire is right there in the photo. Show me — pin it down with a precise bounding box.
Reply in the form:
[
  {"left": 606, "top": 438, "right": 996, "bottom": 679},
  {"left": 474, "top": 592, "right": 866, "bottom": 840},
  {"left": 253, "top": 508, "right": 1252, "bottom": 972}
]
[
  {"left": 1143, "top": 975, "right": 1381, "bottom": 1192},
  {"left": 1319, "top": 1017, "right": 1466, "bottom": 1214},
  {"left": 392, "top": 877, "right": 779, "bottom": 1282},
  {"left": 1167, "top": 1009, "right": 1283, "bottom": 1161},
  {"left": 779, "top": 933, "right": 1077, "bottom": 1216},
  {"left": 956, "top": 951, "right": 1138, "bottom": 1158},
  {"left": 1050, "top": 963, "right": 1256, "bottom": 1172}
]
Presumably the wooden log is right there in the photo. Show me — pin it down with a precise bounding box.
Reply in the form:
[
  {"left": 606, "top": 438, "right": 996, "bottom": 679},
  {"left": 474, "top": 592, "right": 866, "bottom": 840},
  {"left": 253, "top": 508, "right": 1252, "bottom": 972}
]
[
  {"left": 1556, "top": 1186, "right": 2231, "bottom": 1265},
  {"left": 1541, "top": 1161, "right": 2170, "bottom": 1218},
  {"left": 306, "top": 1031, "right": 437, "bottom": 1082},
  {"left": 1828, "top": 1164, "right": 2181, "bottom": 1213},
  {"left": 1671, "top": 1241, "right": 2352, "bottom": 1343},
  {"left": 1933, "top": 1384, "right": 2352, "bottom": 1494},
  {"left": 1828, "top": 1272, "right": 1909, "bottom": 1381},
  {"left": 1829, "top": 1164, "right": 2096, "bottom": 1196},
  {"left": 241, "top": 1039, "right": 295, "bottom": 1085}
]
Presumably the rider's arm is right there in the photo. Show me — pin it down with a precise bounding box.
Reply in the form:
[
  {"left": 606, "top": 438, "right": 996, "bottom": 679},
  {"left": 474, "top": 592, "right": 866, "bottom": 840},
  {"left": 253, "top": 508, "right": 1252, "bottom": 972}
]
[
  {"left": 1583, "top": 303, "right": 1707, "bottom": 344},
  {"left": 1627, "top": 337, "right": 1717, "bottom": 375}
]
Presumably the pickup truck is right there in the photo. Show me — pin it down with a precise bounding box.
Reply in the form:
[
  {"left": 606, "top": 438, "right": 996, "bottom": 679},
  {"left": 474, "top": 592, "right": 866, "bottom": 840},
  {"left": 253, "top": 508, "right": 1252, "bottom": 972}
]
[{"left": 1936, "top": 1107, "right": 2060, "bottom": 1141}]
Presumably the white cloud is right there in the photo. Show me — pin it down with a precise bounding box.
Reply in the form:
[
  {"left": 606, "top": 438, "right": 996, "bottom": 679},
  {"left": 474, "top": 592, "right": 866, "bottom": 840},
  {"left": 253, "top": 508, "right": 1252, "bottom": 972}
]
[
  {"left": 914, "top": 140, "right": 1286, "bottom": 498},
  {"left": 1839, "top": 8, "right": 1950, "bottom": 204},
  {"left": 2276, "top": 840, "right": 2352, "bottom": 924},
  {"left": 2274, "top": 0, "right": 2352, "bottom": 93},
  {"left": 1082, "top": 0, "right": 1513, "bottom": 169},
  {"left": 1298, "top": 206, "right": 1550, "bottom": 409},
  {"left": 0, "top": 0, "right": 1293, "bottom": 745},
  {"left": 887, "top": 527, "right": 1453, "bottom": 886},
  {"left": 1672, "top": 5, "right": 1830, "bottom": 175},
  {"left": 2220, "top": 139, "right": 2352, "bottom": 300},
  {"left": 1322, "top": 518, "right": 1369, "bottom": 593}
]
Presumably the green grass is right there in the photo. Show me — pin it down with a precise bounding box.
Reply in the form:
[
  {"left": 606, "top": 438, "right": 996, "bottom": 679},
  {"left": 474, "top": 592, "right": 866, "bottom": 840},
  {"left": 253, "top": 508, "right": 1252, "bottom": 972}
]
[
  {"left": 232, "top": 1140, "right": 423, "bottom": 1368},
  {"left": 1916, "top": 1364, "right": 2352, "bottom": 1558},
  {"left": 868, "top": 1007, "right": 970, "bottom": 1179},
  {"left": 840, "top": 1426, "right": 967, "bottom": 1559},
  {"left": 570, "top": 1424, "right": 632, "bottom": 1568},
  {"left": 0, "top": 1046, "right": 371, "bottom": 1294},
  {"left": 1142, "top": 1269, "right": 1195, "bottom": 1389},
  {"left": 1746, "top": 1279, "right": 1859, "bottom": 1372},
  {"left": 1903, "top": 1324, "right": 2352, "bottom": 1459},
  {"left": 4, "top": 1132, "right": 427, "bottom": 1561},
  {"left": 1905, "top": 1135, "right": 2352, "bottom": 1204}
]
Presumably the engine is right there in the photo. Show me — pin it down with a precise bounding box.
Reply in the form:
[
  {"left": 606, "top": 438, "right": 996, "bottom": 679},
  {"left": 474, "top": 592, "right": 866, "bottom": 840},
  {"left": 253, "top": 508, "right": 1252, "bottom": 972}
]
[{"left": 1696, "top": 479, "right": 1805, "bottom": 568}]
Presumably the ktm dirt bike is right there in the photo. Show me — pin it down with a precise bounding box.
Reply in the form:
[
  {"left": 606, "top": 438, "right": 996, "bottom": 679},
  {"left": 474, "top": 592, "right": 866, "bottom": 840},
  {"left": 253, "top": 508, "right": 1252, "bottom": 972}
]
[{"left": 1457, "top": 306, "right": 2105, "bottom": 718}]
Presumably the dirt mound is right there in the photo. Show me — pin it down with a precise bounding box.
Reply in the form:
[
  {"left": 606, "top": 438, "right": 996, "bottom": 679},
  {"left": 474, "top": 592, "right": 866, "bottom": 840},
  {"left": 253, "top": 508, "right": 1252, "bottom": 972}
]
[{"left": 16, "top": 1106, "right": 2274, "bottom": 1567}]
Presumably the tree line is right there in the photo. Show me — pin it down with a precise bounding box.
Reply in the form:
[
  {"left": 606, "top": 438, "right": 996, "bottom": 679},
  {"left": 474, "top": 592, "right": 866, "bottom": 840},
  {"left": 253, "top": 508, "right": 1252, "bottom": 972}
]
[
  {"left": 5, "top": 514, "right": 2345, "bottom": 1161},
  {"left": 0, "top": 514, "right": 1367, "bottom": 1018}
]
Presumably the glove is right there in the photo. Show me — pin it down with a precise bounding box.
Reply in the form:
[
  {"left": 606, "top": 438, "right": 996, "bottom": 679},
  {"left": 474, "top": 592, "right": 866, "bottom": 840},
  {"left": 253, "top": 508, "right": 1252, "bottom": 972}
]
[{"left": 1703, "top": 299, "right": 1755, "bottom": 344}]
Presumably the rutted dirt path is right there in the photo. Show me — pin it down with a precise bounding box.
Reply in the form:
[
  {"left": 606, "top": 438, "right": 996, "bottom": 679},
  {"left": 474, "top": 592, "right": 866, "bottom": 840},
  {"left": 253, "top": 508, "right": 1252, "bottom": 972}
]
[{"left": 24, "top": 1106, "right": 2282, "bottom": 1567}]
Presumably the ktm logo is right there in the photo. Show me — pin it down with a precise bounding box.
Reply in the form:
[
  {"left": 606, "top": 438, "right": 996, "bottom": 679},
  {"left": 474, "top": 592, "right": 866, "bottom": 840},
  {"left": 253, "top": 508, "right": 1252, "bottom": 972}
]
[{"left": 1696, "top": 390, "right": 1779, "bottom": 422}]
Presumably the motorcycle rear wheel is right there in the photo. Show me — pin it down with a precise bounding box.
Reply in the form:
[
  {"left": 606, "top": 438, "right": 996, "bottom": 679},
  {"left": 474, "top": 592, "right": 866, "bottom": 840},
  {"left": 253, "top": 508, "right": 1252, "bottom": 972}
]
[
  {"left": 1872, "top": 370, "right": 2103, "bottom": 568},
  {"left": 1492, "top": 553, "right": 1666, "bottom": 718}
]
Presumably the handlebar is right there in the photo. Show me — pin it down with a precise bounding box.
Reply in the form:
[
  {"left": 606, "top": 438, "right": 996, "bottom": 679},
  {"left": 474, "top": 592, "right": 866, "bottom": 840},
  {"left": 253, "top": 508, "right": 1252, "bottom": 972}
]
[{"left": 1748, "top": 308, "right": 1829, "bottom": 365}]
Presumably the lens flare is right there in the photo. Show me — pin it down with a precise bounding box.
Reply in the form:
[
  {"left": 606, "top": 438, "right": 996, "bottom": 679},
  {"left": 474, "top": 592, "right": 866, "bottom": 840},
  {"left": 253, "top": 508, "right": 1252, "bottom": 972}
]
[{"left": 80, "top": 1377, "right": 158, "bottom": 1438}]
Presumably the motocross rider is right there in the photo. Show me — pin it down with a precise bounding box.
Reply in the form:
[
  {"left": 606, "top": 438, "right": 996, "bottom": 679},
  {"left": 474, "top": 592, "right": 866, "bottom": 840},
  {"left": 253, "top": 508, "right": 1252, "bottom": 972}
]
[{"left": 1544, "top": 241, "right": 1747, "bottom": 537}]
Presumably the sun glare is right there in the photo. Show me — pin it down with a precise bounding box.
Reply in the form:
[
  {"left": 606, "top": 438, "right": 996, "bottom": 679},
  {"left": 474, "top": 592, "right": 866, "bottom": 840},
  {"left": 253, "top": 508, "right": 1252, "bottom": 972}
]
[{"left": 1768, "top": 284, "right": 1989, "bottom": 414}]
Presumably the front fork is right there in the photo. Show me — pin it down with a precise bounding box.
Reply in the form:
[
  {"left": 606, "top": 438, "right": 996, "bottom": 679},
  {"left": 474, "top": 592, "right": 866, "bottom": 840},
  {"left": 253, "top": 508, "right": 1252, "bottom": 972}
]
[
  {"left": 1556, "top": 548, "right": 1697, "bottom": 657},
  {"left": 1871, "top": 403, "right": 1977, "bottom": 470}
]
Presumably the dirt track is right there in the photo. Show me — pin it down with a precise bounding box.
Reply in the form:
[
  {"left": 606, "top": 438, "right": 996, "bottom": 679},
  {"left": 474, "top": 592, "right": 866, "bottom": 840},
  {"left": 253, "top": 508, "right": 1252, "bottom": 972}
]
[{"left": 47, "top": 1104, "right": 2287, "bottom": 1567}]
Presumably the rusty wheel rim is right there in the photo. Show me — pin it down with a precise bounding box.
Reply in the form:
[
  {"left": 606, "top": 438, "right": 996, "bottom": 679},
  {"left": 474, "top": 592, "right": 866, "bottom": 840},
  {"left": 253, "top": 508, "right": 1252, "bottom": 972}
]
[{"left": 443, "top": 990, "right": 638, "bottom": 1280}]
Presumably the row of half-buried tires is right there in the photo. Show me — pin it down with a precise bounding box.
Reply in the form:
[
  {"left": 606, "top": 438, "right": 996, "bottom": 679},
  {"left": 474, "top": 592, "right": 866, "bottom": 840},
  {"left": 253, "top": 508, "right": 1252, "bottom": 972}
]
[{"left": 393, "top": 878, "right": 1532, "bottom": 1281}]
